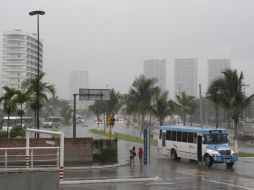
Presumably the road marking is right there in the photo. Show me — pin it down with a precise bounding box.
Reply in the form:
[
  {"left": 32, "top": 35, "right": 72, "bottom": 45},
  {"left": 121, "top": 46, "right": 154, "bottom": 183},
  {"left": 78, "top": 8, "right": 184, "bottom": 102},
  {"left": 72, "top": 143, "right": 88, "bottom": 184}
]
[
  {"left": 204, "top": 179, "right": 254, "bottom": 190},
  {"left": 60, "top": 176, "right": 160, "bottom": 185},
  {"left": 65, "top": 175, "right": 146, "bottom": 181},
  {"left": 145, "top": 182, "right": 175, "bottom": 186}
]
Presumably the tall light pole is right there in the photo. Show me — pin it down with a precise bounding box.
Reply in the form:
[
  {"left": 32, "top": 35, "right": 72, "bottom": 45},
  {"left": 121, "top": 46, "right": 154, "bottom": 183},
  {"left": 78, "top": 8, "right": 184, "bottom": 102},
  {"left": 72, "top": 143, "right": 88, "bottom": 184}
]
[{"left": 29, "top": 10, "right": 45, "bottom": 138}]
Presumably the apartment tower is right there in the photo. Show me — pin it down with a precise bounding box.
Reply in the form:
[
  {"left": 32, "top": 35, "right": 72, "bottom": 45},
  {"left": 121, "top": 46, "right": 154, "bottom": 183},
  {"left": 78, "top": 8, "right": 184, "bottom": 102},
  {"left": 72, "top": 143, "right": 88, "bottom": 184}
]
[
  {"left": 175, "top": 58, "right": 198, "bottom": 97},
  {"left": 143, "top": 59, "right": 166, "bottom": 91},
  {"left": 208, "top": 59, "right": 231, "bottom": 86},
  {"left": 2, "top": 30, "right": 43, "bottom": 89}
]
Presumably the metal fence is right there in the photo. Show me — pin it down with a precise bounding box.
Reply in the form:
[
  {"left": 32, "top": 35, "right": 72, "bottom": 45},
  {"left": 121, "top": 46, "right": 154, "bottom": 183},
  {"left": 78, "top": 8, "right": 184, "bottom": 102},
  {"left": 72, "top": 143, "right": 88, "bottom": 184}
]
[{"left": 0, "top": 147, "right": 60, "bottom": 169}]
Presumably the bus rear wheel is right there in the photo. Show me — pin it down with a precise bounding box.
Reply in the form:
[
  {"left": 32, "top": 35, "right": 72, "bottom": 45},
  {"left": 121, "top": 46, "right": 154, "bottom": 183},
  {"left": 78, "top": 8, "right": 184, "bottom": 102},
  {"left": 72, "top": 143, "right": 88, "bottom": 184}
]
[
  {"left": 171, "top": 149, "right": 178, "bottom": 161},
  {"left": 204, "top": 154, "right": 213, "bottom": 167},
  {"left": 226, "top": 162, "right": 234, "bottom": 167}
]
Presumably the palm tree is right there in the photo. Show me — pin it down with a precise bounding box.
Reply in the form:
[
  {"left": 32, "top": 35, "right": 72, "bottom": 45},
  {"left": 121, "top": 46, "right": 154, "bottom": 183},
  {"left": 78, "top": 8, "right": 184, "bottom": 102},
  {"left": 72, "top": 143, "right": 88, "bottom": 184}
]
[
  {"left": 106, "top": 89, "right": 122, "bottom": 115},
  {"left": 175, "top": 91, "right": 196, "bottom": 126},
  {"left": 13, "top": 89, "right": 31, "bottom": 127},
  {"left": 207, "top": 69, "right": 254, "bottom": 153},
  {"left": 207, "top": 79, "right": 225, "bottom": 128},
  {"left": 0, "top": 86, "right": 17, "bottom": 137},
  {"left": 152, "top": 91, "right": 172, "bottom": 126},
  {"left": 128, "top": 75, "right": 159, "bottom": 132},
  {"left": 22, "top": 73, "right": 56, "bottom": 134},
  {"left": 88, "top": 101, "right": 106, "bottom": 123}
]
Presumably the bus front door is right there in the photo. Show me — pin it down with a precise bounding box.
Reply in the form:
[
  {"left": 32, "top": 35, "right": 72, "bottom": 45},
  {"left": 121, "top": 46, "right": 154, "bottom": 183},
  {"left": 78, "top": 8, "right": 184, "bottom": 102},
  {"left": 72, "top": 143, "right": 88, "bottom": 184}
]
[
  {"left": 197, "top": 135, "right": 202, "bottom": 162},
  {"left": 162, "top": 132, "right": 166, "bottom": 147}
]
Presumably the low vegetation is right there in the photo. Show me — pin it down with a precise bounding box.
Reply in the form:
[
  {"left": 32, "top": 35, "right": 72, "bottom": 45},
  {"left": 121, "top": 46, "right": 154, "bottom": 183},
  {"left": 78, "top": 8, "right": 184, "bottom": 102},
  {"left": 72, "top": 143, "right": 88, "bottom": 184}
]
[
  {"left": 238, "top": 152, "right": 254, "bottom": 157},
  {"left": 90, "top": 129, "right": 158, "bottom": 146}
]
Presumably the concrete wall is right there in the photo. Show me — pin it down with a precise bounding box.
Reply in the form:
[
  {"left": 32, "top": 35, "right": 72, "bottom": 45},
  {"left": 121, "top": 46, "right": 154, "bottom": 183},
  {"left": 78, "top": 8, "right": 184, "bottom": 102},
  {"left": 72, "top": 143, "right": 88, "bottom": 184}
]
[
  {"left": 0, "top": 138, "right": 93, "bottom": 165},
  {"left": 0, "top": 169, "right": 59, "bottom": 190}
]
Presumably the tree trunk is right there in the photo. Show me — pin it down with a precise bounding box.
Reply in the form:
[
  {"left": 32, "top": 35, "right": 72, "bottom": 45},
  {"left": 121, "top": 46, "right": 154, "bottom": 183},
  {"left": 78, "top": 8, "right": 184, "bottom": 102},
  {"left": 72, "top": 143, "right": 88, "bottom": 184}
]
[
  {"left": 159, "top": 119, "right": 163, "bottom": 127},
  {"left": 20, "top": 103, "right": 23, "bottom": 128},
  {"left": 233, "top": 120, "right": 238, "bottom": 153},
  {"left": 227, "top": 112, "right": 231, "bottom": 128},
  {"left": 34, "top": 109, "right": 37, "bottom": 138},
  {"left": 148, "top": 114, "right": 152, "bottom": 126},
  {"left": 215, "top": 105, "right": 219, "bottom": 128},
  {"left": 190, "top": 115, "right": 193, "bottom": 126},
  {"left": 140, "top": 114, "right": 145, "bottom": 137},
  {"left": 183, "top": 113, "right": 186, "bottom": 126},
  {"left": 7, "top": 114, "right": 10, "bottom": 139}
]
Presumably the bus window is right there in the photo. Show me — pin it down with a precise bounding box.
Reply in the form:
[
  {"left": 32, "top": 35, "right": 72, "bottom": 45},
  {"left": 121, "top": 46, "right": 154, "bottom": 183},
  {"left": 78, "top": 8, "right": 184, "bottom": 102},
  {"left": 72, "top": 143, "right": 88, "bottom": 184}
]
[
  {"left": 177, "top": 131, "right": 182, "bottom": 142},
  {"left": 188, "top": 132, "right": 194, "bottom": 143},
  {"left": 193, "top": 133, "right": 197, "bottom": 144},
  {"left": 159, "top": 130, "right": 162, "bottom": 139},
  {"left": 182, "top": 132, "right": 187, "bottom": 142},
  {"left": 166, "top": 130, "right": 171, "bottom": 140},
  {"left": 172, "top": 131, "right": 176, "bottom": 141},
  {"left": 203, "top": 134, "right": 228, "bottom": 144}
]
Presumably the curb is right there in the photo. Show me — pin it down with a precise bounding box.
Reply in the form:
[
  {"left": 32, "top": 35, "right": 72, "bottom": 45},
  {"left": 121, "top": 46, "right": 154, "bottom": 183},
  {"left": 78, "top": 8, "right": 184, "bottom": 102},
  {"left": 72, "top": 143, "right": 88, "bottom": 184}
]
[
  {"left": 60, "top": 176, "right": 159, "bottom": 185},
  {"left": 64, "top": 160, "right": 129, "bottom": 170}
]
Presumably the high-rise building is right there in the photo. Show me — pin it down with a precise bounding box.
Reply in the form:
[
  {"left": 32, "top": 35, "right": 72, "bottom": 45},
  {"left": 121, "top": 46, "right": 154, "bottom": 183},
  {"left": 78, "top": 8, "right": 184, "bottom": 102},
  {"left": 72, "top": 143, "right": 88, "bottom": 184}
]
[
  {"left": 143, "top": 59, "right": 166, "bottom": 91},
  {"left": 70, "top": 71, "right": 88, "bottom": 98},
  {"left": 69, "top": 71, "right": 89, "bottom": 111},
  {"left": 2, "top": 30, "right": 43, "bottom": 89},
  {"left": 175, "top": 58, "right": 198, "bottom": 97},
  {"left": 208, "top": 59, "right": 231, "bottom": 86}
]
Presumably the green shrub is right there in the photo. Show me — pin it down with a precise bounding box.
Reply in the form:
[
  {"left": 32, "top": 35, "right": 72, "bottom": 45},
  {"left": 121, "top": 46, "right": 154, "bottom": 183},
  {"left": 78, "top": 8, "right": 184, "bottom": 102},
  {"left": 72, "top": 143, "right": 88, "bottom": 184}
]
[
  {"left": 93, "top": 139, "right": 118, "bottom": 163},
  {"left": 10, "top": 125, "right": 25, "bottom": 138},
  {"left": 0, "top": 130, "right": 7, "bottom": 138}
]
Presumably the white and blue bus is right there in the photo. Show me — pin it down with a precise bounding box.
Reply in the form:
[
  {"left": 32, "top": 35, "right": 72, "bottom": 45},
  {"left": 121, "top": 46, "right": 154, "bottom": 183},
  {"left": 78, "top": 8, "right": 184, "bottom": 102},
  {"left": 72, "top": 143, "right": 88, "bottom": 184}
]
[
  {"left": 1, "top": 116, "right": 33, "bottom": 131},
  {"left": 158, "top": 125, "right": 238, "bottom": 167}
]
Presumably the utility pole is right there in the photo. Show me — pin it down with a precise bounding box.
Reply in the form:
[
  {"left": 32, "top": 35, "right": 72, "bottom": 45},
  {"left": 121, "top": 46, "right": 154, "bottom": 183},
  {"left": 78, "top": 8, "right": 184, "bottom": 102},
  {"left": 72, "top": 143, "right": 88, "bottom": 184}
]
[
  {"left": 243, "top": 84, "right": 249, "bottom": 131},
  {"left": 199, "top": 84, "right": 203, "bottom": 128}
]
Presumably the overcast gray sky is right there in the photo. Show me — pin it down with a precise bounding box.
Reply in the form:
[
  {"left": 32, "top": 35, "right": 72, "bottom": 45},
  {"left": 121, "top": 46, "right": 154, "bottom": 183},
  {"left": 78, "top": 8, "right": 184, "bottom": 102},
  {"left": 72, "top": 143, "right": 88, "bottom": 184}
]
[{"left": 1, "top": 0, "right": 254, "bottom": 99}]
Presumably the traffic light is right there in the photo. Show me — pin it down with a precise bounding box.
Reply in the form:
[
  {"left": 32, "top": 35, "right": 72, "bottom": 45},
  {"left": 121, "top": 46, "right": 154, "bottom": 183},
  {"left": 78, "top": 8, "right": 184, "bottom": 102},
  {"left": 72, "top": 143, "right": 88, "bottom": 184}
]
[
  {"left": 106, "top": 116, "right": 112, "bottom": 126},
  {"left": 110, "top": 117, "right": 115, "bottom": 127},
  {"left": 106, "top": 115, "right": 115, "bottom": 127}
]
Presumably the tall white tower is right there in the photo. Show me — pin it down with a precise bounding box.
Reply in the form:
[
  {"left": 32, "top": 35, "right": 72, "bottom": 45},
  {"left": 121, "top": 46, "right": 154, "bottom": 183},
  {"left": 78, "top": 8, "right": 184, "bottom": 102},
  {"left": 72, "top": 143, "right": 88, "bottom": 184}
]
[
  {"left": 70, "top": 71, "right": 88, "bottom": 99},
  {"left": 175, "top": 58, "right": 198, "bottom": 97},
  {"left": 208, "top": 59, "right": 231, "bottom": 86},
  {"left": 2, "top": 30, "right": 43, "bottom": 89},
  {"left": 144, "top": 59, "right": 166, "bottom": 91}
]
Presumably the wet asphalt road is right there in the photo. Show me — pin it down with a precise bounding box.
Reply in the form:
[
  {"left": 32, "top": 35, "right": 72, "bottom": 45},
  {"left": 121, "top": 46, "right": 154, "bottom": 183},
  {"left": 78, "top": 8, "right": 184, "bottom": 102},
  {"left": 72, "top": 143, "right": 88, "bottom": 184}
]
[{"left": 57, "top": 121, "right": 254, "bottom": 190}]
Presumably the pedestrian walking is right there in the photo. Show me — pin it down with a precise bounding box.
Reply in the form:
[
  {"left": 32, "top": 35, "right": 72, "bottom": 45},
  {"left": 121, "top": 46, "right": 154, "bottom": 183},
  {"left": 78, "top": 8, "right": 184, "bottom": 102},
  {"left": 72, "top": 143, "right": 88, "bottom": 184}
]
[
  {"left": 129, "top": 146, "right": 136, "bottom": 165},
  {"left": 138, "top": 147, "right": 143, "bottom": 163}
]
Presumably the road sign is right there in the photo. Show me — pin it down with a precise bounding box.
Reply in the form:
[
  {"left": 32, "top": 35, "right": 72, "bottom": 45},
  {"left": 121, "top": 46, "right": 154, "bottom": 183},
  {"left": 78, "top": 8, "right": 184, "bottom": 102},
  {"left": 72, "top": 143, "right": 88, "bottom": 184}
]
[
  {"left": 79, "top": 89, "right": 110, "bottom": 101},
  {"left": 144, "top": 129, "right": 150, "bottom": 165}
]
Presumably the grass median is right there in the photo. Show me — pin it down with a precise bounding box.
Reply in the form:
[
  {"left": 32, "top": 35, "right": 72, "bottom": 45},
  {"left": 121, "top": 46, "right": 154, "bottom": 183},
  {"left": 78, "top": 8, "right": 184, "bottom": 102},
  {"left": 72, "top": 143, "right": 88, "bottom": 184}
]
[
  {"left": 238, "top": 152, "right": 254, "bottom": 157},
  {"left": 90, "top": 129, "right": 158, "bottom": 146}
]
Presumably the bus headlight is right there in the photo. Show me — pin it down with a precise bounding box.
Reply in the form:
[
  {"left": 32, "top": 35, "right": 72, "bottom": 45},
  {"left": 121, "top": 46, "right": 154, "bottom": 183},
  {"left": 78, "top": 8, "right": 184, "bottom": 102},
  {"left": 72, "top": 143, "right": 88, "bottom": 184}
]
[
  {"left": 207, "top": 149, "right": 220, "bottom": 156},
  {"left": 230, "top": 150, "right": 237, "bottom": 156}
]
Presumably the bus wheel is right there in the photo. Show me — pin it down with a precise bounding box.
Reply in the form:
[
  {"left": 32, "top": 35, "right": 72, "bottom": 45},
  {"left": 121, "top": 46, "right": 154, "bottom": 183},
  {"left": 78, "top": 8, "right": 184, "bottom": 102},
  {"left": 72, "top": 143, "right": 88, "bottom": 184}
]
[
  {"left": 226, "top": 162, "right": 234, "bottom": 167},
  {"left": 171, "top": 149, "right": 178, "bottom": 160},
  {"left": 204, "top": 154, "right": 213, "bottom": 167}
]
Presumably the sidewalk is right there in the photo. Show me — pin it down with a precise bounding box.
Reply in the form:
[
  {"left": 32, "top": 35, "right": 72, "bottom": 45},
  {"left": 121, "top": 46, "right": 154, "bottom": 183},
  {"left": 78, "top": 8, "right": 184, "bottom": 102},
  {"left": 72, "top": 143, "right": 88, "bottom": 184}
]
[{"left": 64, "top": 160, "right": 129, "bottom": 170}]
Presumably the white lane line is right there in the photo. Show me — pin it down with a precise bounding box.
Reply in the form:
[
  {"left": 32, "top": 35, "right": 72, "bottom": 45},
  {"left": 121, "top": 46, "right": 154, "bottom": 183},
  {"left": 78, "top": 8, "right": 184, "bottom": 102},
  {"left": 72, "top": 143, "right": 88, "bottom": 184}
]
[
  {"left": 204, "top": 179, "right": 254, "bottom": 190},
  {"left": 64, "top": 175, "right": 146, "bottom": 181},
  {"left": 60, "top": 176, "right": 160, "bottom": 185},
  {"left": 145, "top": 182, "right": 175, "bottom": 186}
]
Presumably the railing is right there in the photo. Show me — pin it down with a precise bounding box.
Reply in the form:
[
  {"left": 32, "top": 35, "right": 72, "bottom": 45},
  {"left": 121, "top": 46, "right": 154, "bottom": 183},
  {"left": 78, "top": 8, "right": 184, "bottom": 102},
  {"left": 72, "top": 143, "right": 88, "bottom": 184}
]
[{"left": 0, "top": 147, "right": 60, "bottom": 169}]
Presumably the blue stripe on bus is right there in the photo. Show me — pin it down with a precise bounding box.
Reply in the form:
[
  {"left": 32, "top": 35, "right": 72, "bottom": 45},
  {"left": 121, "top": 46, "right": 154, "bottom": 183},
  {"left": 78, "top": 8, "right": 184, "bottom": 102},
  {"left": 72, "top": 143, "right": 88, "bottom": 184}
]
[{"left": 159, "top": 125, "right": 228, "bottom": 134}]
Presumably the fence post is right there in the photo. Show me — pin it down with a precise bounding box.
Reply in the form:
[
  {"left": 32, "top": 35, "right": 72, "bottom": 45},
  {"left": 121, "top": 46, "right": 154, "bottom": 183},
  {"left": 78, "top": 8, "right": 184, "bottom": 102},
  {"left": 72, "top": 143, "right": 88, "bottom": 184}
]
[
  {"left": 31, "top": 149, "right": 34, "bottom": 168},
  {"left": 26, "top": 131, "right": 30, "bottom": 168},
  {"left": 4, "top": 149, "right": 7, "bottom": 168},
  {"left": 56, "top": 149, "right": 59, "bottom": 167},
  {"left": 59, "top": 133, "right": 64, "bottom": 181}
]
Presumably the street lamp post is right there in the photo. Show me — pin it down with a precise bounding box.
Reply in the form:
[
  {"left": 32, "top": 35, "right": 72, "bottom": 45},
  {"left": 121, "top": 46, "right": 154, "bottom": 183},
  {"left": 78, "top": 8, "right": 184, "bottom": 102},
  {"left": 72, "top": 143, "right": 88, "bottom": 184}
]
[{"left": 29, "top": 10, "right": 45, "bottom": 138}]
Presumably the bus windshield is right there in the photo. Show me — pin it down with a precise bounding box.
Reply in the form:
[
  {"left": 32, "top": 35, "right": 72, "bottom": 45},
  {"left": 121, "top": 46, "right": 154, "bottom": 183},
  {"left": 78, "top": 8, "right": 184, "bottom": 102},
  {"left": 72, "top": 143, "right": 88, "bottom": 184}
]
[{"left": 203, "top": 134, "right": 228, "bottom": 144}]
